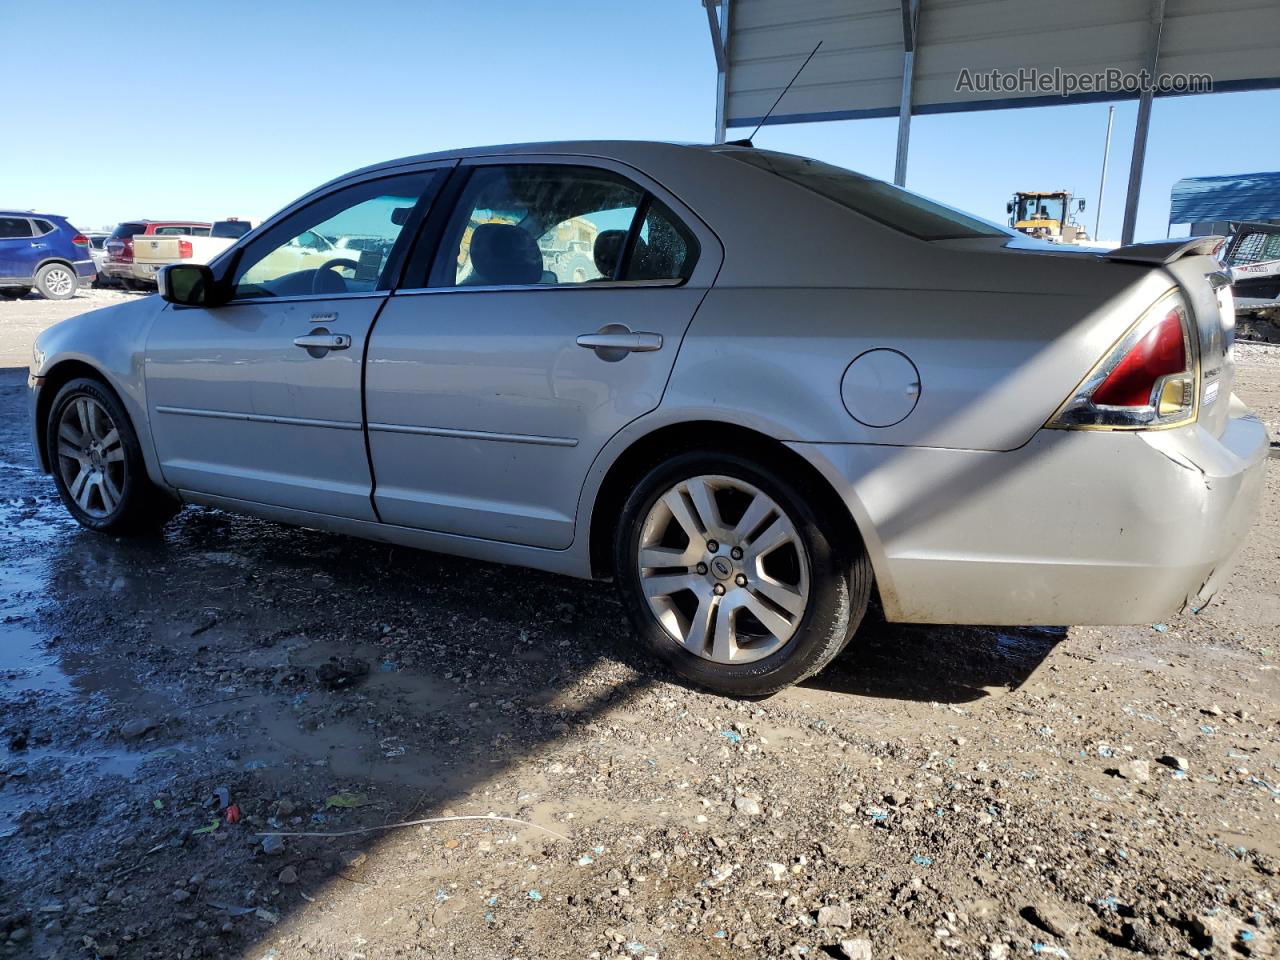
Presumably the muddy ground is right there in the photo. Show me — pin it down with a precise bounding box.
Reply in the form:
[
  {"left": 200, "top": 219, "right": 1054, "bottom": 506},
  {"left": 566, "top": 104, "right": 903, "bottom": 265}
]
[{"left": 1, "top": 289, "right": 1278, "bottom": 960}]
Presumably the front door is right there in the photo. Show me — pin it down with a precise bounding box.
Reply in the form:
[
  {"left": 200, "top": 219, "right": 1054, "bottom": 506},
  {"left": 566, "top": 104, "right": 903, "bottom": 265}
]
[
  {"left": 365, "top": 159, "right": 720, "bottom": 549},
  {"left": 145, "top": 168, "right": 447, "bottom": 519}
]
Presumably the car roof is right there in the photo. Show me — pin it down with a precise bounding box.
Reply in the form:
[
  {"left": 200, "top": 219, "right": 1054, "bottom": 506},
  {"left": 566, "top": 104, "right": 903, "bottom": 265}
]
[
  {"left": 338, "top": 139, "right": 711, "bottom": 181},
  {"left": 0, "top": 210, "right": 68, "bottom": 220}
]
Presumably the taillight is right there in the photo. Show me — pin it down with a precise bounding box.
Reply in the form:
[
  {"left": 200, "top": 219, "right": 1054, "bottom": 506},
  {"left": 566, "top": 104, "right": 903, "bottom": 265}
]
[
  {"left": 71, "top": 233, "right": 88, "bottom": 247},
  {"left": 178, "top": 239, "right": 193, "bottom": 258},
  {"left": 1048, "top": 291, "right": 1197, "bottom": 429}
]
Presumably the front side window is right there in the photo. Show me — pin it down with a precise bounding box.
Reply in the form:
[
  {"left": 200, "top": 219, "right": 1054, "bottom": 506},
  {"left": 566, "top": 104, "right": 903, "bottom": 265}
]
[
  {"left": 724, "top": 149, "right": 1008, "bottom": 241},
  {"left": 230, "top": 172, "right": 438, "bottom": 300},
  {"left": 0, "top": 217, "right": 33, "bottom": 239}
]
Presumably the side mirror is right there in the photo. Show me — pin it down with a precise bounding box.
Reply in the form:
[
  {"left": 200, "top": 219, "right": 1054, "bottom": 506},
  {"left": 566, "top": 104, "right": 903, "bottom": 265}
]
[
  {"left": 1006, "top": 201, "right": 1014, "bottom": 214},
  {"left": 1077, "top": 198, "right": 1087, "bottom": 211},
  {"left": 157, "top": 263, "right": 228, "bottom": 307}
]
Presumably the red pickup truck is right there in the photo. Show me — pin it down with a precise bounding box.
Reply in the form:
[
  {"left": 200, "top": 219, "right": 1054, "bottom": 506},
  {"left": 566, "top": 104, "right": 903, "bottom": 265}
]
[{"left": 101, "top": 220, "right": 211, "bottom": 290}]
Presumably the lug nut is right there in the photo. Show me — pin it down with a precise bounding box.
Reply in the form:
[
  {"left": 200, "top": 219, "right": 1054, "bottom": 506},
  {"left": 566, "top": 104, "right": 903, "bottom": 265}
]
[
  {"left": 696, "top": 562, "right": 708, "bottom": 575},
  {"left": 735, "top": 574, "right": 747, "bottom": 587},
  {"left": 707, "top": 540, "right": 719, "bottom": 552},
  {"left": 730, "top": 546, "right": 743, "bottom": 560},
  {"left": 712, "top": 583, "right": 726, "bottom": 596}
]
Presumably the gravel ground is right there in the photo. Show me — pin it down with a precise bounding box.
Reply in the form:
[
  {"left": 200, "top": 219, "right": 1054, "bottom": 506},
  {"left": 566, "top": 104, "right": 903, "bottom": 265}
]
[{"left": 0, "top": 291, "right": 1277, "bottom": 959}]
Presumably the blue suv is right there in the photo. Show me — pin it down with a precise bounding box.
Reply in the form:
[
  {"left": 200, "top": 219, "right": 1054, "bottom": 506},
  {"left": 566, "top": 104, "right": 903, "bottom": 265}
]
[{"left": 0, "top": 212, "right": 95, "bottom": 300}]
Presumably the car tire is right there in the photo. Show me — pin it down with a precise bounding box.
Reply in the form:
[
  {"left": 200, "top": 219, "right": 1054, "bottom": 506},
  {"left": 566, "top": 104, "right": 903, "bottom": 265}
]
[
  {"left": 613, "top": 450, "right": 872, "bottom": 697},
  {"left": 35, "top": 263, "right": 78, "bottom": 300},
  {"left": 1, "top": 286, "right": 33, "bottom": 300},
  {"left": 45, "top": 377, "right": 179, "bottom": 534}
]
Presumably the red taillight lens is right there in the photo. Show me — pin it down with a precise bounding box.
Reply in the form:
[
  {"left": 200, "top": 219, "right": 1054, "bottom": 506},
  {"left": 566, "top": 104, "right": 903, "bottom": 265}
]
[
  {"left": 1090, "top": 307, "right": 1186, "bottom": 407},
  {"left": 178, "top": 239, "right": 193, "bottom": 258},
  {"left": 72, "top": 233, "right": 88, "bottom": 247},
  {"left": 1048, "top": 292, "right": 1197, "bottom": 430}
]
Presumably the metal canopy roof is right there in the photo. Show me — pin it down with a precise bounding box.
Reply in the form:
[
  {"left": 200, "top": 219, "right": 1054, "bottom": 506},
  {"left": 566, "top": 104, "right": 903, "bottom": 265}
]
[
  {"left": 719, "top": 0, "right": 1280, "bottom": 128},
  {"left": 1169, "top": 172, "right": 1280, "bottom": 225},
  {"left": 702, "top": 0, "right": 1280, "bottom": 244}
]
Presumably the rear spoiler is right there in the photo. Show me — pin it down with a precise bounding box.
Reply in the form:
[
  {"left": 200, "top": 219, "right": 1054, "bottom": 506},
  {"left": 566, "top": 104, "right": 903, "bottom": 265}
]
[{"left": 1100, "top": 236, "right": 1224, "bottom": 266}]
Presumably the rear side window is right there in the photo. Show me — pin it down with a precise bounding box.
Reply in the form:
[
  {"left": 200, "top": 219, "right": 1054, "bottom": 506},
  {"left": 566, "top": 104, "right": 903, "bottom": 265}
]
[
  {"left": 32, "top": 219, "right": 56, "bottom": 235},
  {"left": 426, "top": 164, "right": 698, "bottom": 288},
  {"left": 110, "top": 222, "right": 145, "bottom": 240},
  {"left": 723, "top": 150, "right": 1008, "bottom": 241},
  {"left": 0, "top": 217, "right": 33, "bottom": 239}
]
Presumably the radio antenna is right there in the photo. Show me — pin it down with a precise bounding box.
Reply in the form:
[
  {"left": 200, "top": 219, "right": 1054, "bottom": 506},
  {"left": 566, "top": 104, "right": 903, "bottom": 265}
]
[{"left": 738, "top": 41, "right": 822, "bottom": 146}]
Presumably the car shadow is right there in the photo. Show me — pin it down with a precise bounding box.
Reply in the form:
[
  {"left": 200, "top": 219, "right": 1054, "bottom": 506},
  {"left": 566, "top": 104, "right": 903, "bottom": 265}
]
[{"left": 805, "top": 609, "right": 1067, "bottom": 702}]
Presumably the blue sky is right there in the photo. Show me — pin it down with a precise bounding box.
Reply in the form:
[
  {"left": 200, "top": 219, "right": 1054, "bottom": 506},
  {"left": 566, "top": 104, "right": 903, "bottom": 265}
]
[{"left": 3, "top": 0, "right": 1276, "bottom": 241}]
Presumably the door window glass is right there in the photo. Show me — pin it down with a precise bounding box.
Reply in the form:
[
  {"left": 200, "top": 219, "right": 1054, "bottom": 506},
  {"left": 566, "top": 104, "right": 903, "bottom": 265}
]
[
  {"left": 0, "top": 217, "right": 33, "bottom": 239},
  {"left": 230, "top": 172, "right": 438, "bottom": 300},
  {"left": 626, "top": 199, "right": 698, "bottom": 281},
  {"left": 432, "top": 165, "right": 643, "bottom": 287}
]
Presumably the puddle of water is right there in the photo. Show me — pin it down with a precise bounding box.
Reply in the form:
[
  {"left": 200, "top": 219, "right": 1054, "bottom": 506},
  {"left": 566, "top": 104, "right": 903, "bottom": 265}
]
[
  {"left": 0, "top": 555, "right": 72, "bottom": 695},
  {"left": 0, "top": 744, "right": 192, "bottom": 837},
  {"left": 0, "top": 622, "right": 72, "bottom": 695}
]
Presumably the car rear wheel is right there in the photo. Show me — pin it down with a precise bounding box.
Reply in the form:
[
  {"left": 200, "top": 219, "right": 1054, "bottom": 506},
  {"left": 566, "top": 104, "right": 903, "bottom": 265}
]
[
  {"left": 46, "top": 377, "right": 178, "bottom": 534},
  {"left": 35, "top": 263, "right": 78, "bottom": 300},
  {"left": 614, "top": 451, "right": 872, "bottom": 697}
]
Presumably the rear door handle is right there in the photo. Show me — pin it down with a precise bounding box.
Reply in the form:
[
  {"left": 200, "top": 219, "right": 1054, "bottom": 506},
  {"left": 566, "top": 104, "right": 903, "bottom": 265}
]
[{"left": 576, "top": 324, "right": 662, "bottom": 362}]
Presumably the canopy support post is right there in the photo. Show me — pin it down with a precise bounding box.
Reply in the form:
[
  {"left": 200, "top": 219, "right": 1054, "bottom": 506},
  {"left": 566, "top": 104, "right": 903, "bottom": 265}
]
[
  {"left": 894, "top": 0, "right": 920, "bottom": 186},
  {"left": 1121, "top": 0, "right": 1166, "bottom": 245}
]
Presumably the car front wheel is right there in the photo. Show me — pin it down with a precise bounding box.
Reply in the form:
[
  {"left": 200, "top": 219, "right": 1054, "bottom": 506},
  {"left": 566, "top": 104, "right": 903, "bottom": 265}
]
[
  {"left": 46, "top": 377, "right": 178, "bottom": 533},
  {"left": 614, "top": 451, "right": 872, "bottom": 697}
]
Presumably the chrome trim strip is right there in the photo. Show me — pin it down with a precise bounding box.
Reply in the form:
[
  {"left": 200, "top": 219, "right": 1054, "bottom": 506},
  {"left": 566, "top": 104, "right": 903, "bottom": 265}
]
[
  {"left": 367, "top": 422, "right": 578, "bottom": 447},
  {"left": 392, "top": 279, "right": 685, "bottom": 296},
  {"left": 223, "top": 291, "right": 389, "bottom": 307},
  {"left": 154, "top": 405, "right": 361, "bottom": 431}
]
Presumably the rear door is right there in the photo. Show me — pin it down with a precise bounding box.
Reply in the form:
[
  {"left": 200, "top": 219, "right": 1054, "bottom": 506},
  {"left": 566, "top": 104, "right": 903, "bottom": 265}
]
[
  {"left": 0, "top": 216, "right": 35, "bottom": 281},
  {"left": 145, "top": 166, "right": 449, "bottom": 518},
  {"left": 364, "top": 157, "right": 721, "bottom": 549}
]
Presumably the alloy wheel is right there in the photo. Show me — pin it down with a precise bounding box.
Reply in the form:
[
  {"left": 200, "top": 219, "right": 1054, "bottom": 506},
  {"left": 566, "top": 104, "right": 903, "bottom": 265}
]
[
  {"left": 56, "top": 396, "right": 126, "bottom": 518},
  {"left": 44, "top": 267, "right": 74, "bottom": 298},
  {"left": 637, "top": 474, "right": 810, "bottom": 664}
]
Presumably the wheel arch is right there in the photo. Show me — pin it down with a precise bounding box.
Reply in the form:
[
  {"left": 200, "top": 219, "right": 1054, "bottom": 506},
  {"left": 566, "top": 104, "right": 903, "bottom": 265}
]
[{"left": 586, "top": 420, "right": 882, "bottom": 605}]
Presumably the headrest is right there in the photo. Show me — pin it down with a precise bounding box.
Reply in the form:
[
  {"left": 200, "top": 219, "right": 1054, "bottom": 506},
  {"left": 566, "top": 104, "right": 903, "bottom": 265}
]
[
  {"left": 593, "top": 229, "right": 649, "bottom": 279},
  {"left": 593, "top": 230, "right": 627, "bottom": 278},
  {"left": 468, "top": 223, "right": 542, "bottom": 285}
]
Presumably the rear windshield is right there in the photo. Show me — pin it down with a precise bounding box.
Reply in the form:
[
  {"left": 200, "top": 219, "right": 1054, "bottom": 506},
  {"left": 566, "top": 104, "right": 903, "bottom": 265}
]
[
  {"left": 110, "top": 222, "right": 146, "bottom": 239},
  {"left": 212, "top": 221, "right": 251, "bottom": 239},
  {"left": 723, "top": 150, "right": 1008, "bottom": 241}
]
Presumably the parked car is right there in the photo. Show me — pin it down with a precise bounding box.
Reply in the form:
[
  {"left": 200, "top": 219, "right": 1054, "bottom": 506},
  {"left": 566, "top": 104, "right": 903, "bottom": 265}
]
[
  {"left": 101, "top": 220, "right": 211, "bottom": 289},
  {"left": 0, "top": 211, "right": 95, "bottom": 300},
  {"left": 28, "top": 142, "right": 1268, "bottom": 696},
  {"left": 82, "top": 231, "right": 116, "bottom": 287},
  {"left": 130, "top": 218, "right": 256, "bottom": 281}
]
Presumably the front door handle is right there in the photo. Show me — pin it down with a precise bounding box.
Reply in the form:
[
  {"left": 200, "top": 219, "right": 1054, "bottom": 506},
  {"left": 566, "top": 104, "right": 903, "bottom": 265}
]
[
  {"left": 576, "top": 324, "right": 662, "bottom": 362},
  {"left": 293, "top": 328, "right": 351, "bottom": 357}
]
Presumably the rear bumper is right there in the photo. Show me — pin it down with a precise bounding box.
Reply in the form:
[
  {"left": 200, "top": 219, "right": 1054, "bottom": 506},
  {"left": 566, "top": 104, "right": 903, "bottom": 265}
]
[
  {"left": 791, "top": 400, "right": 1268, "bottom": 625},
  {"left": 73, "top": 259, "right": 95, "bottom": 284}
]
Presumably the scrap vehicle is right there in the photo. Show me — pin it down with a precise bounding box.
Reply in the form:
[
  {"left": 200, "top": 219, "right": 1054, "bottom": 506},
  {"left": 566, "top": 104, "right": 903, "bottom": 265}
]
[{"left": 27, "top": 141, "right": 1267, "bottom": 696}]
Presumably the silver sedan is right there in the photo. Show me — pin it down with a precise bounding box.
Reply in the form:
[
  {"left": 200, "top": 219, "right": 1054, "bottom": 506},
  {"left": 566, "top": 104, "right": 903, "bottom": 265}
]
[{"left": 28, "top": 141, "right": 1268, "bottom": 695}]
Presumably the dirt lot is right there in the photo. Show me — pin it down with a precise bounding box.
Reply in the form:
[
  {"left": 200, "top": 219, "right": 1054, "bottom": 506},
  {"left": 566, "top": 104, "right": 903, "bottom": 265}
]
[{"left": 1, "top": 290, "right": 1278, "bottom": 960}]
